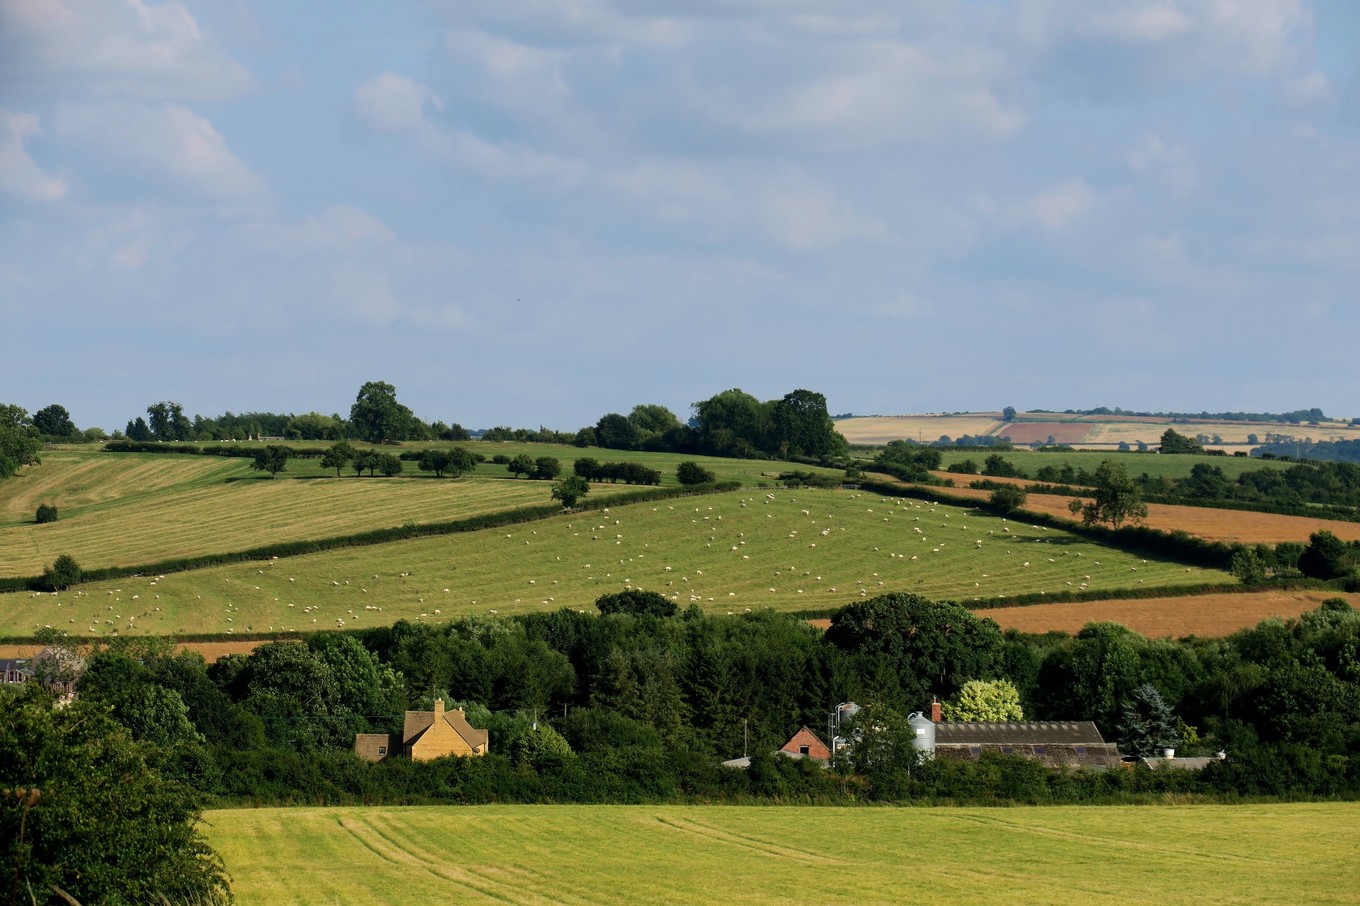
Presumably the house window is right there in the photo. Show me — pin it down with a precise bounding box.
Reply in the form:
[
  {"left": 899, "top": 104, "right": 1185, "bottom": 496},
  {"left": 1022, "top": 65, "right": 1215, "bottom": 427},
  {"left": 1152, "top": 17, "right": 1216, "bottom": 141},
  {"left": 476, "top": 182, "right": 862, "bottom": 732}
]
[
  {"left": 377, "top": 746, "right": 387, "bottom": 756},
  {"left": 799, "top": 745, "right": 810, "bottom": 756}
]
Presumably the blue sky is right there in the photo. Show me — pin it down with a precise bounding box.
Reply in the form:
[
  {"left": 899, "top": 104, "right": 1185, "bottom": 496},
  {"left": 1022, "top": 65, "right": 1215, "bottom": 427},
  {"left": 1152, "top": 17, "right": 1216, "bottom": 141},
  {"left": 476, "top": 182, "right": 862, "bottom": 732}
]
[{"left": 2, "top": 0, "right": 1358, "bottom": 432}]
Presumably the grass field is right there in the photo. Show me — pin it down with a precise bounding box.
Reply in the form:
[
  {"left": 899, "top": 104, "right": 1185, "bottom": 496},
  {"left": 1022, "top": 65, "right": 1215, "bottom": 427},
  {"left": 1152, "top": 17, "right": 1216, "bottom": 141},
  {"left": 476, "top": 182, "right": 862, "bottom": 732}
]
[
  {"left": 931, "top": 449, "right": 1281, "bottom": 481},
  {"left": 0, "top": 455, "right": 640, "bottom": 579},
  {"left": 0, "top": 488, "right": 1228, "bottom": 638},
  {"left": 0, "top": 448, "right": 840, "bottom": 578},
  {"left": 205, "top": 802, "right": 1360, "bottom": 905}
]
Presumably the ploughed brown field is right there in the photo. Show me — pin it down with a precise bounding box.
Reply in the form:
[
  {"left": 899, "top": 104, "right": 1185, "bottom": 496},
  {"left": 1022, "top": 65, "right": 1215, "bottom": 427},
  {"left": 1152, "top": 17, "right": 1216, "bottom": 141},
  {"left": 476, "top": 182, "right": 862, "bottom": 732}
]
[
  {"left": 980, "top": 590, "right": 1360, "bottom": 638},
  {"left": 805, "top": 590, "right": 1359, "bottom": 638},
  {"left": 0, "top": 639, "right": 278, "bottom": 661},
  {"left": 926, "top": 484, "right": 1360, "bottom": 544}
]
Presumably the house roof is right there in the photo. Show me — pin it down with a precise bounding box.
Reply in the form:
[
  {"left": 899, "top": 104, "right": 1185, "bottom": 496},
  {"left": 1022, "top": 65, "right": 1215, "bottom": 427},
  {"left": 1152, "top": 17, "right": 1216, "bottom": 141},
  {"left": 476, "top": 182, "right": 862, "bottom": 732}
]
[
  {"left": 934, "top": 721, "right": 1108, "bottom": 746},
  {"left": 403, "top": 707, "right": 488, "bottom": 751}
]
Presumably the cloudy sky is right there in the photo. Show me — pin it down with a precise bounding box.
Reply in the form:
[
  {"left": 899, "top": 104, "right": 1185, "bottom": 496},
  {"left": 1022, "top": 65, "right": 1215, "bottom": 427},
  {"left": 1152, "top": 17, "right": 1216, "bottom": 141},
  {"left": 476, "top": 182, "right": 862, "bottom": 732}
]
[{"left": 3, "top": 0, "right": 1359, "bottom": 432}]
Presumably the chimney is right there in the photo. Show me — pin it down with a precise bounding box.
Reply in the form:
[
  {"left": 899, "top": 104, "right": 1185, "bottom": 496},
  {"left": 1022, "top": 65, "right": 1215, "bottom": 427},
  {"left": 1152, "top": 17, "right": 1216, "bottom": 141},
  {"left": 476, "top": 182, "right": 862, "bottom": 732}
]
[
  {"left": 931, "top": 696, "right": 941, "bottom": 723},
  {"left": 434, "top": 698, "right": 445, "bottom": 721}
]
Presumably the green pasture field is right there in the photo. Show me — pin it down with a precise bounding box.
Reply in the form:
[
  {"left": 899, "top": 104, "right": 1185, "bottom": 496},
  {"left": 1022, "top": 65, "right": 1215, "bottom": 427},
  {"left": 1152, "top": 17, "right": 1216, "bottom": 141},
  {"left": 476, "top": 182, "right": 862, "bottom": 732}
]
[
  {"left": 0, "top": 451, "right": 644, "bottom": 579},
  {"left": 458, "top": 440, "right": 844, "bottom": 487},
  {"left": 206, "top": 802, "right": 1360, "bottom": 905},
  {"left": 932, "top": 449, "right": 1277, "bottom": 482},
  {"left": 0, "top": 488, "right": 1228, "bottom": 638}
]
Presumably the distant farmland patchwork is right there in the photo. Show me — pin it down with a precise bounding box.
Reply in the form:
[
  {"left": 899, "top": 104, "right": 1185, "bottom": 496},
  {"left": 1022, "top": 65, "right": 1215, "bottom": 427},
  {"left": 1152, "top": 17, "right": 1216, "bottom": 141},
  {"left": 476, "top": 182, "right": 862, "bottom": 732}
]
[
  {"left": 206, "top": 803, "right": 1360, "bottom": 906},
  {"left": 837, "top": 413, "right": 1360, "bottom": 449}
]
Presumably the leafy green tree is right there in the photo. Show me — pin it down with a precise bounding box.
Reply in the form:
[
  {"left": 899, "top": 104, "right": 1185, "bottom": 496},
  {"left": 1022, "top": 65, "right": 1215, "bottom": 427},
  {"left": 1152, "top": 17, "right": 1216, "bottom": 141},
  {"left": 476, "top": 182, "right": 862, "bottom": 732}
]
[
  {"left": 1298, "top": 530, "right": 1354, "bottom": 580},
  {"left": 320, "top": 441, "right": 356, "bottom": 476},
  {"left": 825, "top": 594, "right": 1006, "bottom": 707},
  {"left": 147, "top": 401, "right": 193, "bottom": 441},
  {"left": 284, "top": 411, "right": 346, "bottom": 440},
  {"left": 250, "top": 444, "right": 291, "bottom": 478},
  {"left": 573, "top": 457, "right": 601, "bottom": 480},
  {"left": 349, "top": 380, "right": 413, "bottom": 443},
  {"left": 1002, "top": 406, "right": 1017, "bottom": 421},
  {"left": 418, "top": 447, "right": 476, "bottom": 478},
  {"left": 35, "top": 503, "right": 58, "bottom": 524},
  {"left": 840, "top": 701, "right": 920, "bottom": 778},
  {"left": 509, "top": 722, "right": 575, "bottom": 769},
  {"left": 982, "top": 453, "right": 1021, "bottom": 478},
  {"left": 552, "top": 476, "right": 590, "bottom": 508},
  {"left": 1068, "top": 460, "right": 1148, "bottom": 528},
  {"left": 0, "top": 685, "right": 232, "bottom": 904},
  {"left": 507, "top": 453, "right": 535, "bottom": 478},
  {"left": 692, "top": 388, "right": 769, "bottom": 457},
  {"left": 376, "top": 452, "right": 403, "bottom": 477},
  {"left": 124, "top": 415, "right": 153, "bottom": 441},
  {"left": 676, "top": 461, "right": 716, "bottom": 486},
  {"left": 1230, "top": 547, "right": 1269, "bottom": 585},
  {"left": 594, "top": 412, "right": 637, "bottom": 449},
  {"left": 988, "top": 485, "right": 1027, "bottom": 513},
  {"left": 596, "top": 589, "right": 678, "bottom": 618},
  {"left": 770, "top": 388, "right": 847, "bottom": 458},
  {"left": 1159, "top": 428, "right": 1205, "bottom": 455},
  {"left": 0, "top": 403, "right": 42, "bottom": 479},
  {"left": 942, "top": 679, "right": 1024, "bottom": 721},
  {"left": 1117, "top": 683, "right": 1180, "bottom": 757},
  {"left": 32, "top": 404, "right": 77, "bottom": 438},
  {"left": 41, "top": 554, "right": 81, "bottom": 591},
  {"left": 532, "top": 456, "right": 562, "bottom": 480}
]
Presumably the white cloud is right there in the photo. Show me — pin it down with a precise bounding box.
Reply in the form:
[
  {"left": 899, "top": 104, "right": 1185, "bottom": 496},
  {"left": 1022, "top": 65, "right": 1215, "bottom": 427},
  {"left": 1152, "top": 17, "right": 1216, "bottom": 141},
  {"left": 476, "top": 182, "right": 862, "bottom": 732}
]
[
  {"left": 241, "top": 206, "right": 396, "bottom": 255},
  {"left": 1127, "top": 133, "right": 1197, "bottom": 194},
  {"left": 0, "top": 110, "right": 67, "bottom": 201},
  {"left": 749, "top": 40, "right": 1024, "bottom": 148},
  {"left": 352, "top": 73, "right": 443, "bottom": 135},
  {"left": 758, "top": 174, "right": 886, "bottom": 250},
  {"left": 1083, "top": 3, "right": 1196, "bottom": 42},
  {"left": 54, "top": 101, "right": 265, "bottom": 200},
  {"left": 0, "top": 0, "right": 252, "bottom": 100},
  {"left": 976, "top": 179, "right": 1101, "bottom": 231}
]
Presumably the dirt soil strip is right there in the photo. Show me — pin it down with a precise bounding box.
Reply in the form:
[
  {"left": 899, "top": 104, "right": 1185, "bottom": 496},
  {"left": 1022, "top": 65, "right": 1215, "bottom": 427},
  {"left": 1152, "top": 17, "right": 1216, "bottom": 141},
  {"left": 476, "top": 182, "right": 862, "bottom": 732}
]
[
  {"left": 0, "top": 639, "right": 283, "bottom": 660},
  {"left": 979, "top": 590, "right": 1360, "bottom": 638},
  {"left": 807, "top": 590, "right": 1358, "bottom": 638},
  {"left": 920, "top": 484, "right": 1360, "bottom": 544}
]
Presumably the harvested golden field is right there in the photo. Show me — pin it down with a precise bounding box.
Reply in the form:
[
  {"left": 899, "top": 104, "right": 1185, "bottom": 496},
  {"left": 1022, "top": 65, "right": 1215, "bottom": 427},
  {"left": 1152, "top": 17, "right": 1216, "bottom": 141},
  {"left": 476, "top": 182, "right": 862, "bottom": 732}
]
[
  {"left": 994, "top": 423, "right": 1093, "bottom": 445},
  {"left": 979, "top": 590, "right": 1360, "bottom": 638},
  {"left": 928, "top": 485, "right": 1360, "bottom": 544},
  {"left": 837, "top": 415, "right": 1003, "bottom": 444}
]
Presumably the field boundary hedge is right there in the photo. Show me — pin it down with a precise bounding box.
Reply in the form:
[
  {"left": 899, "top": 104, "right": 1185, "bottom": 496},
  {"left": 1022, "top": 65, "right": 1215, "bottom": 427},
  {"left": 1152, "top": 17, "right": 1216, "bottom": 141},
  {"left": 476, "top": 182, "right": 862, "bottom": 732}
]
[{"left": 1, "top": 482, "right": 740, "bottom": 594}]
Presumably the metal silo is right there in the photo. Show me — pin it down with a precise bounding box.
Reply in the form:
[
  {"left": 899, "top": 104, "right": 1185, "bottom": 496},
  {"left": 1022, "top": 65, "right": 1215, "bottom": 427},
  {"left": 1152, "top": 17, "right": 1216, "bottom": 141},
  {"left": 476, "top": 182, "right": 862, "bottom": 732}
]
[{"left": 908, "top": 711, "right": 936, "bottom": 756}]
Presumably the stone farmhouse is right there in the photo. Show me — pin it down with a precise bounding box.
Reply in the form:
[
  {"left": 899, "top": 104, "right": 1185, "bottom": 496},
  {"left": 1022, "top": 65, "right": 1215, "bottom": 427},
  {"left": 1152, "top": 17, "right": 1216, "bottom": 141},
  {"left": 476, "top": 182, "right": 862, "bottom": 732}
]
[{"left": 354, "top": 699, "right": 488, "bottom": 762}]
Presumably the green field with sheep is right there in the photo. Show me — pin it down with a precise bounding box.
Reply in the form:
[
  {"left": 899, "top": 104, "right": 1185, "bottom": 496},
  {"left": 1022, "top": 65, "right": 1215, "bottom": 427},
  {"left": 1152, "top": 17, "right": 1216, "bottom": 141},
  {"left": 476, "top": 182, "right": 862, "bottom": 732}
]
[
  {"left": 206, "top": 802, "right": 1360, "bottom": 905},
  {"left": 0, "top": 485, "right": 1228, "bottom": 638}
]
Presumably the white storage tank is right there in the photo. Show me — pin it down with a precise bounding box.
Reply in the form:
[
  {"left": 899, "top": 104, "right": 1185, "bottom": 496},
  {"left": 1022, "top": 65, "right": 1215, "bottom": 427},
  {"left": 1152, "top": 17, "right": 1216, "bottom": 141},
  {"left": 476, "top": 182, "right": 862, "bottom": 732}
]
[{"left": 908, "top": 711, "right": 936, "bottom": 756}]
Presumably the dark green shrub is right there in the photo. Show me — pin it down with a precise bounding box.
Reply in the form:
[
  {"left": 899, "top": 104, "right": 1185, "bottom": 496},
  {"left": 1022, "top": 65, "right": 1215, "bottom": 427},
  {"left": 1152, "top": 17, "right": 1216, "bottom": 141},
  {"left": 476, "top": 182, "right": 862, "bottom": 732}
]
[{"left": 35, "top": 503, "right": 58, "bottom": 524}]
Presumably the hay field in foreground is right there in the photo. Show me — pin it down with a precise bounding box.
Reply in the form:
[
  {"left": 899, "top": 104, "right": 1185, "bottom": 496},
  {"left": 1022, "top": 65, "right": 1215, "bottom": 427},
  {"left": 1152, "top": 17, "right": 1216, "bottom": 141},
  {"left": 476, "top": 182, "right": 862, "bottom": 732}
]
[
  {"left": 206, "top": 803, "right": 1360, "bottom": 905},
  {"left": 981, "top": 590, "right": 1360, "bottom": 638},
  {"left": 0, "top": 489, "right": 1227, "bottom": 638}
]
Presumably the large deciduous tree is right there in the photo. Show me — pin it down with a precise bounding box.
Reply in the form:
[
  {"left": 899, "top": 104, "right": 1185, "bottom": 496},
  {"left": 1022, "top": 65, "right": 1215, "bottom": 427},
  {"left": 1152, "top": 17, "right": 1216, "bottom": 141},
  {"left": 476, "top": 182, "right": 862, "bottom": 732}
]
[
  {"left": 1068, "top": 459, "right": 1148, "bottom": 528},
  {"left": 0, "top": 685, "right": 232, "bottom": 904},
  {"left": 0, "top": 404, "right": 42, "bottom": 478},
  {"left": 147, "top": 401, "right": 193, "bottom": 441},
  {"left": 770, "top": 389, "right": 846, "bottom": 458},
  {"left": 941, "top": 679, "right": 1024, "bottom": 721},
  {"left": 349, "top": 380, "right": 413, "bottom": 444},
  {"left": 251, "top": 444, "right": 291, "bottom": 478},
  {"left": 32, "top": 404, "right": 77, "bottom": 438}
]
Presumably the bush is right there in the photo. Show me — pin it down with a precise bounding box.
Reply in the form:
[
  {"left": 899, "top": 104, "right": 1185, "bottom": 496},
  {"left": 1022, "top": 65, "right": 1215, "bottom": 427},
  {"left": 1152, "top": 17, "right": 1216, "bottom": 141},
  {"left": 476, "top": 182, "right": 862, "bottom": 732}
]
[
  {"left": 41, "top": 554, "right": 82, "bottom": 591},
  {"left": 35, "top": 504, "right": 58, "bottom": 524},
  {"left": 676, "top": 461, "right": 716, "bottom": 486}
]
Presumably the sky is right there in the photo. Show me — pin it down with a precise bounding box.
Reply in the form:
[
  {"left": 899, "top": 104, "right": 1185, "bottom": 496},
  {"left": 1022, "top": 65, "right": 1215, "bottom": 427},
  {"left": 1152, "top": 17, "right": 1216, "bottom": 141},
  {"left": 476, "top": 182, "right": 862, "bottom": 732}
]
[{"left": 3, "top": 0, "right": 1359, "bottom": 432}]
